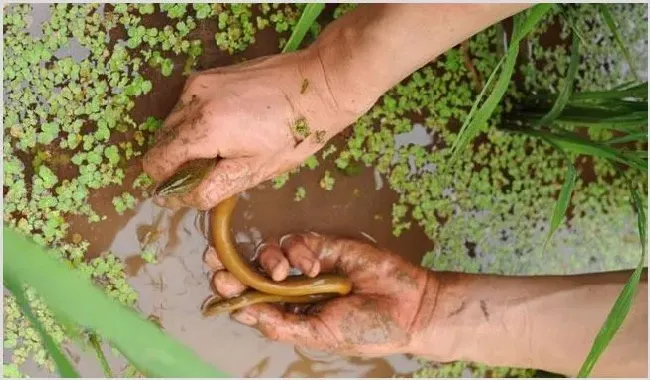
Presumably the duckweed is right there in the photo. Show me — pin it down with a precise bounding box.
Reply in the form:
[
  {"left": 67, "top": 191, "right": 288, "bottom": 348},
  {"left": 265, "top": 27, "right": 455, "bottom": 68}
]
[{"left": 3, "top": 3, "right": 647, "bottom": 378}]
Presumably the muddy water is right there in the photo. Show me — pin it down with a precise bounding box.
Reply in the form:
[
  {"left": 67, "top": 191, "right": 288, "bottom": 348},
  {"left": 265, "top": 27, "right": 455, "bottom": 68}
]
[
  {"left": 80, "top": 159, "right": 430, "bottom": 377},
  {"left": 21, "top": 5, "right": 433, "bottom": 375}
]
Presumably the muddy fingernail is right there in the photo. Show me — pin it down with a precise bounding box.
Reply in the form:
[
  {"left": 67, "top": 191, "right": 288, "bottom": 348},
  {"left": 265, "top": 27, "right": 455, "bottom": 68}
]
[
  {"left": 204, "top": 250, "right": 222, "bottom": 270},
  {"left": 299, "top": 258, "right": 316, "bottom": 276},
  {"left": 232, "top": 311, "right": 257, "bottom": 326},
  {"left": 271, "top": 260, "right": 289, "bottom": 282},
  {"left": 279, "top": 233, "right": 296, "bottom": 248}
]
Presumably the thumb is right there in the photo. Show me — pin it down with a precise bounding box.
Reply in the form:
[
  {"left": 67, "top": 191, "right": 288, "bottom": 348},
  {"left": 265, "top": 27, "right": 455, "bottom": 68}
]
[
  {"left": 231, "top": 304, "right": 336, "bottom": 350},
  {"left": 180, "top": 157, "right": 255, "bottom": 210}
]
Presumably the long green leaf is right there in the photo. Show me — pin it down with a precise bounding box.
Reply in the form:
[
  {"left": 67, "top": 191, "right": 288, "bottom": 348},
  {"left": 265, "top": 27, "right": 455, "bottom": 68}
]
[
  {"left": 451, "top": 5, "right": 554, "bottom": 158},
  {"left": 513, "top": 108, "right": 648, "bottom": 131},
  {"left": 517, "top": 129, "right": 647, "bottom": 171},
  {"left": 451, "top": 33, "right": 519, "bottom": 158},
  {"left": 577, "top": 177, "right": 646, "bottom": 377},
  {"left": 598, "top": 5, "right": 639, "bottom": 82},
  {"left": 88, "top": 333, "right": 114, "bottom": 378},
  {"left": 282, "top": 4, "right": 325, "bottom": 53},
  {"left": 528, "top": 82, "right": 647, "bottom": 103},
  {"left": 534, "top": 32, "right": 581, "bottom": 127},
  {"left": 603, "top": 131, "right": 648, "bottom": 145},
  {"left": 3, "top": 226, "right": 227, "bottom": 378},
  {"left": 512, "top": 3, "right": 555, "bottom": 43},
  {"left": 4, "top": 274, "right": 80, "bottom": 378},
  {"left": 542, "top": 149, "right": 577, "bottom": 249}
]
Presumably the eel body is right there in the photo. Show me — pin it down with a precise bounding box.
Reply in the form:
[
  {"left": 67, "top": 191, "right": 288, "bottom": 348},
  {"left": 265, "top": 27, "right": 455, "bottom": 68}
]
[
  {"left": 203, "top": 195, "right": 352, "bottom": 315},
  {"left": 152, "top": 159, "right": 352, "bottom": 316}
]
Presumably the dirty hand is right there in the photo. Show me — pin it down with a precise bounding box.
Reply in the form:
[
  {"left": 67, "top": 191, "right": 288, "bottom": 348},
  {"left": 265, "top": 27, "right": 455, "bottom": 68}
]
[
  {"left": 142, "top": 48, "right": 372, "bottom": 210},
  {"left": 204, "top": 232, "right": 441, "bottom": 358}
]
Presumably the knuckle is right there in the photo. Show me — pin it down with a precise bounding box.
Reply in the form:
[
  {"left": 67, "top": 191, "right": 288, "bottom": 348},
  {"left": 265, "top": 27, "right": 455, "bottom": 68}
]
[
  {"left": 195, "top": 192, "right": 215, "bottom": 211},
  {"left": 261, "top": 325, "right": 280, "bottom": 341}
]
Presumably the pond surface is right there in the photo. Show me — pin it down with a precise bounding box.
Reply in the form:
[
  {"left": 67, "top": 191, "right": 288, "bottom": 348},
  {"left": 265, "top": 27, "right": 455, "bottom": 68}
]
[{"left": 5, "top": 3, "right": 647, "bottom": 378}]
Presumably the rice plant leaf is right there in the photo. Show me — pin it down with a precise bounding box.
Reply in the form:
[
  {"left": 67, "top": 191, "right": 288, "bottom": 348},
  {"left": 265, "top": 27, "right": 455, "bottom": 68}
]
[
  {"left": 598, "top": 4, "right": 639, "bottom": 82},
  {"left": 282, "top": 4, "right": 325, "bottom": 53},
  {"left": 534, "top": 32, "right": 581, "bottom": 127},
  {"left": 577, "top": 176, "right": 646, "bottom": 377},
  {"left": 512, "top": 3, "right": 555, "bottom": 43},
  {"left": 453, "top": 56, "right": 506, "bottom": 151},
  {"left": 543, "top": 153, "right": 577, "bottom": 249},
  {"left": 4, "top": 273, "right": 80, "bottom": 378},
  {"left": 529, "top": 82, "right": 647, "bottom": 104},
  {"left": 515, "top": 107, "right": 648, "bottom": 132},
  {"left": 517, "top": 129, "right": 647, "bottom": 171},
  {"left": 451, "top": 5, "right": 553, "bottom": 158},
  {"left": 3, "top": 226, "right": 227, "bottom": 378},
  {"left": 88, "top": 333, "right": 113, "bottom": 378},
  {"left": 451, "top": 43, "right": 518, "bottom": 158},
  {"left": 603, "top": 131, "right": 648, "bottom": 145}
]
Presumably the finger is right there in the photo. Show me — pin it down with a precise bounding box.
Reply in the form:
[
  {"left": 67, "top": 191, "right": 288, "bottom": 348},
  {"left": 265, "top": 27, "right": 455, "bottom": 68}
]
[
  {"left": 153, "top": 195, "right": 184, "bottom": 211},
  {"left": 296, "top": 232, "right": 374, "bottom": 275},
  {"left": 143, "top": 116, "right": 219, "bottom": 183},
  {"left": 257, "top": 244, "right": 291, "bottom": 282},
  {"left": 231, "top": 303, "right": 336, "bottom": 350},
  {"left": 180, "top": 157, "right": 256, "bottom": 210},
  {"left": 279, "top": 235, "right": 320, "bottom": 278},
  {"left": 212, "top": 271, "right": 247, "bottom": 298},
  {"left": 203, "top": 246, "right": 224, "bottom": 271}
]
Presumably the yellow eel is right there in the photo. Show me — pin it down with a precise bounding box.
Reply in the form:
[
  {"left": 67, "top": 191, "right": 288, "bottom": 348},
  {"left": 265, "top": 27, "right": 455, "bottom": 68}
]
[{"left": 153, "top": 159, "right": 353, "bottom": 316}]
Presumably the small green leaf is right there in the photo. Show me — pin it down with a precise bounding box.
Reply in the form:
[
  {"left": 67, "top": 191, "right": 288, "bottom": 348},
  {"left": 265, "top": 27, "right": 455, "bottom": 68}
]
[
  {"left": 141, "top": 80, "right": 152, "bottom": 94},
  {"left": 104, "top": 146, "right": 120, "bottom": 165},
  {"left": 543, "top": 152, "right": 577, "bottom": 249},
  {"left": 161, "top": 59, "right": 174, "bottom": 77},
  {"left": 598, "top": 5, "right": 639, "bottom": 81},
  {"left": 39, "top": 165, "right": 59, "bottom": 189}
]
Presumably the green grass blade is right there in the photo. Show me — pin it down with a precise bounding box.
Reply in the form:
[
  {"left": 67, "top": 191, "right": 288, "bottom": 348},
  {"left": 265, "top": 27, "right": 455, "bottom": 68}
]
[
  {"left": 88, "top": 333, "right": 113, "bottom": 378},
  {"left": 577, "top": 176, "right": 646, "bottom": 377},
  {"left": 3, "top": 226, "right": 227, "bottom": 378},
  {"left": 453, "top": 56, "right": 506, "bottom": 150},
  {"left": 603, "top": 131, "right": 648, "bottom": 145},
  {"left": 534, "top": 32, "right": 581, "bottom": 127},
  {"left": 282, "top": 4, "right": 325, "bottom": 53},
  {"left": 572, "top": 82, "right": 648, "bottom": 102},
  {"left": 452, "top": 5, "right": 553, "bottom": 158},
  {"left": 542, "top": 150, "right": 577, "bottom": 249},
  {"left": 451, "top": 40, "right": 519, "bottom": 158},
  {"left": 517, "top": 129, "right": 647, "bottom": 171},
  {"left": 598, "top": 5, "right": 640, "bottom": 82},
  {"left": 578, "top": 264, "right": 646, "bottom": 377},
  {"left": 4, "top": 274, "right": 80, "bottom": 378},
  {"left": 512, "top": 4, "right": 555, "bottom": 43},
  {"left": 630, "top": 184, "right": 647, "bottom": 257}
]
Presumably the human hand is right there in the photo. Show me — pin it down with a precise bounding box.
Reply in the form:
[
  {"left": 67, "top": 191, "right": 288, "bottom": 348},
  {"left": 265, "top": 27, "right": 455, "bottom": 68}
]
[
  {"left": 203, "top": 232, "right": 441, "bottom": 358},
  {"left": 142, "top": 48, "right": 374, "bottom": 210}
]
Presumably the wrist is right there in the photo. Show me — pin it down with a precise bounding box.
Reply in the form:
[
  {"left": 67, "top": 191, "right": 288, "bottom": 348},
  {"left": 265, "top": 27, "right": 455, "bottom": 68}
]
[
  {"left": 409, "top": 272, "right": 535, "bottom": 367},
  {"left": 407, "top": 271, "right": 463, "bottom": 362}
]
